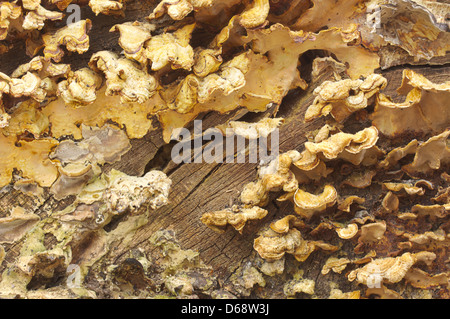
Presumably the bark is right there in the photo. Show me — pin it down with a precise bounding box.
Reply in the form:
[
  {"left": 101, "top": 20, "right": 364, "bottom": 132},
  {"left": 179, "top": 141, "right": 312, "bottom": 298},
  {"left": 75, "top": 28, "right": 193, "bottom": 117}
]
[{"left": 0, "top": 1, "right": 448, "bottom": 299}]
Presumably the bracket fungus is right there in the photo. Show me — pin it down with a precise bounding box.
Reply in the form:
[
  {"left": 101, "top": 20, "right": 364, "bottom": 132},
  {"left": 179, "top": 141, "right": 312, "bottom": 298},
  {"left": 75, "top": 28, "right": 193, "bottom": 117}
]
[
  {"left": 404, "top": 268, "right": 449, "bottom": 290},
  {"left": 22, "top": 5, "right": 63, "bottom": 31},
  {"left": 363, "top": 0, "right": 450, "bottom": 61},
  {"left": 148, "top": 0, "right": 197, "bottom": 21},
  {"left": 411, "top": 204, "right": 448, "bottom": 219},
  {"left": 337, "top": 196, "right": 366, "bottom": 213},
  {"left": 371, "top": 70, "right": 450, "bottom": 137},
  {"left": 49, "top": 124, "right": 132, "bottom": 199},
  {"left": 217, "top": 117, "right": 284, "bottom": 139},
  {"left": 240, "top": 150, "right": 300, "bottom": 206},
  {"left": 0, "top": 2, "right": 22, "bottom": 40},
  {"left": 89, "top": 0, "right": 126, "bottom": 16},
  {"left": 42, "top": 19, "right": 92, "bottom": 62},
  {"left": 304, "top": 126, "right": 380, "bottom": 162},
  {"left": 381, "top": 191, "right": 399, "bottom": 213},
  {"left": 348, "top": 252, "right": 437, "bottom": 287},
  {"left": 0, "top": 71, "right": 49, "bottom": 103},
  {"left": 293, "top": 126, "right": 382, "bottom": 173},
  {"left": 293, "top": 185, "right": 337, "bottom": 219},
  {"left": 145, "top": 23, "right": 196, "bottom": 71},
  {"left": 0, "top": 207, "right": 40, "bottom": 244},
  {"left": 305, "top": 75, "right": 387, "bottom": 123},
  {"left": 200, "top": 205, "right": 268, "bottom": 234},
  {"left": 336, "top": 223, "right": 359, "bottom": 240},
  {"left": 269, "top": 215, "right": 304, "bottom": 234},
  {"left": 358, "top": 221, "right": 387, "bottom": 244},
  {"left": 0, "top": 0, "right": 448, "bottom": 300},
  {"left": 109, "top": 22, "right": 155, "bottom": 65},
  {"left": 57, "top": 68, "right": 103, "bottom": 107},
  {"left": 382, "top": 182, "right": 426, "bottom": 196},
  {"left": 402, "top": 130, "right": 450, "bottom": 177},
  {"left": 322, "top": 257, "right": 351, "bottom": 275},
  {"left": 0, "top": 135, "right": 58, "bottom": 187},
  {"left": 89, "top": 51, "right": 158, "bottom": 104},
  {"left": 254, "top": 216, "right": 338, "bottom": 263},
  {"left": 254, "top": 228, "right": 303, "bottom": 262}
]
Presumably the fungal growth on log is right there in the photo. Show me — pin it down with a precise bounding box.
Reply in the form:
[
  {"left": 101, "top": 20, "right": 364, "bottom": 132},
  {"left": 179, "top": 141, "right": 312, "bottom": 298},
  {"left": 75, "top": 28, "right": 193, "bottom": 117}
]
[{"left": 0, "top": 0, "right": 448, "bottom": 301}]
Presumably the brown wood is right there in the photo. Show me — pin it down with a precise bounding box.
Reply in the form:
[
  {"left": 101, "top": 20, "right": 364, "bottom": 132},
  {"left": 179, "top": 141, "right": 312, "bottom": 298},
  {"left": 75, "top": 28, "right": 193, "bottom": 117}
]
[{"left": 0, "top": 1, "right": 449, "bottom": 299}]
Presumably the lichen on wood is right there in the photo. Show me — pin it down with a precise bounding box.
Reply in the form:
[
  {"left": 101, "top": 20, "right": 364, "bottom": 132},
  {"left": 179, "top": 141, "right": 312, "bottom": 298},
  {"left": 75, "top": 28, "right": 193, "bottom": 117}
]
[{"left": 0, "top": 0, "right": 448, "bottom": 300}]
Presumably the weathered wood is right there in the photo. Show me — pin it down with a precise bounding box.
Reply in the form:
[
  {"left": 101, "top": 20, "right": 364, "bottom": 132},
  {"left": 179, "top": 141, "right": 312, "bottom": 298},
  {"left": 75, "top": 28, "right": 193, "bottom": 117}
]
[
  {"left": 112, "top": 64, "right": 450, "bottom": 270},
  {"left": 2, "top": 62, "right": 448, "bottom": 297},
  {"left": 0, "top": 0, "right": 449, "bottom": 299}
]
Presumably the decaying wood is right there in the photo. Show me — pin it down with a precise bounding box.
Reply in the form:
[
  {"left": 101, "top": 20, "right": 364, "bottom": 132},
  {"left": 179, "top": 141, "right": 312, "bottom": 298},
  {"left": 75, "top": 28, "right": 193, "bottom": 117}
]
[{"left": 0, "top": 0, "right": 449, "bottom": 299}]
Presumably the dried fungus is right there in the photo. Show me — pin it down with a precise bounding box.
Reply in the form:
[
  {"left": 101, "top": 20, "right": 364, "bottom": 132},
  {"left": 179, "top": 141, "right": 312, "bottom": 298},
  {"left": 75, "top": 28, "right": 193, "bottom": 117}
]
[
  {"left": 89, "top": 51, "right": 158, "bottom": 104},
  {"left": 217, "top": 117, "right": 284, "bottom": 139},
  {"left": 305, "top": 75, "right": 387, "bottom": 123},
  {"left": 89, "top": 0, "right": 126, "bottom": 16},
  {"left": 0, "top": 2, "right": 22, "bottom": 40},
  {"left": 49, "top": 124, "right": 132, "bottom": 199},
  {"left": 348, "top": 252, "right": 436, "bottom": 287},
  {"left": 22, "top": 5, "right": 63, "bottom": 31},
  {"left": 57, "top": 68, "right": 103, "bottom": 107},
  {"left": 371, "top": 70, "right": 450, "bottom": 137},
  {"left": 336, "top": 223, "right": 359, "bottom": 240},
  {"left": 240, "top": 150, "right": 300, "bottom": 206},
  {"left": 0, "top": 207, "right": 40, "bottom": 243},
  {"left": 42, "top": 19, "right": 92, "bottom": 62},
  {"left": 0, "top": 0, "right": 448, "bottom": 300},
  {"left": 200, "top": 205, "right": 268, "bottom": 234},
  {"left": 254, "top": 228, "right": 303, "bottom": 261},
  {"left": 104, "top": 169, "right": 172, "bottom": 212},
  {"left": 322, "top": 257, "right": 351, "bottom": 275},
  {"left": 293, "top": 185, "right": 337, "bottom": 219}
]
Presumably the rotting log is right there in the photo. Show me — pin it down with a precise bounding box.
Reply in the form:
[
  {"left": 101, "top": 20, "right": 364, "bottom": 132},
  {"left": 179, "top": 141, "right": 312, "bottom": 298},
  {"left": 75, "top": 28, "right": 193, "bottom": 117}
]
[{"left": 0, "top": 0, "right": 448, "bottom": 299}]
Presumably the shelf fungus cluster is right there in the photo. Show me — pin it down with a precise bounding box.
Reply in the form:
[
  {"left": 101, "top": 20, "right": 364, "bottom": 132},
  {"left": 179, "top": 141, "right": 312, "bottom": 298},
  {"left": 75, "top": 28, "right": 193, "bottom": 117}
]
[
  {"left": 200, "top": 30, "right": 449, "bottom": 300},
  {"left": 202, "top": 66, "right": 449, "bottom": 297},
  {"left": 0, "top": 0, "right": 448, "bottom": 299}
]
